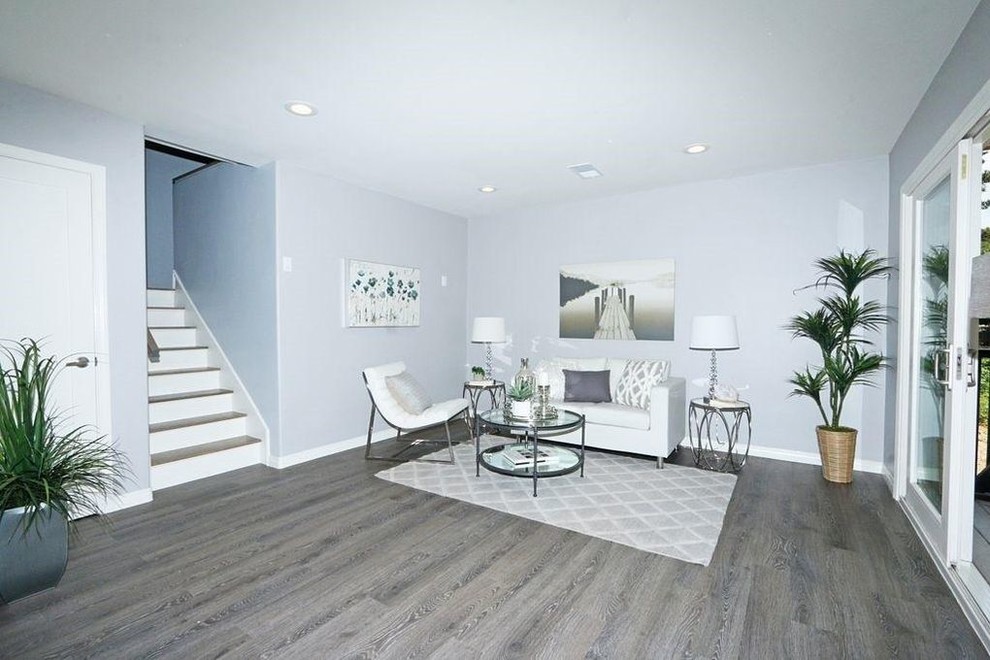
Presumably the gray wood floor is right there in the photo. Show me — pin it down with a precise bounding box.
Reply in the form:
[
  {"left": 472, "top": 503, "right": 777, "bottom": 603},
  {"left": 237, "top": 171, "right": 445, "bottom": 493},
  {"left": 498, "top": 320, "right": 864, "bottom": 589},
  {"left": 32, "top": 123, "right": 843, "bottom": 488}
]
[{"left": 1, "top": 427, "right": 987, "bottom": 659}]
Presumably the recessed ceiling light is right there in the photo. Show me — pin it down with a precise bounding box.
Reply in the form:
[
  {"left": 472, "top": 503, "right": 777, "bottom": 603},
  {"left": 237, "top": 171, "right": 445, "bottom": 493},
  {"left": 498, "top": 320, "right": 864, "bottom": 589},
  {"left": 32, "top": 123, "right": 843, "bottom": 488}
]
[
  {"left": 684, "top": 143, "right": 709, "bottom": 154},
  {"left": 478, "top": 185, "right": 497, "bottom": 193},
  {"left": 285, "top": 101, "right": 318, "bottom": 117},
  {"left": 567, "top": 163, "right": 604, "bottom": 179}
]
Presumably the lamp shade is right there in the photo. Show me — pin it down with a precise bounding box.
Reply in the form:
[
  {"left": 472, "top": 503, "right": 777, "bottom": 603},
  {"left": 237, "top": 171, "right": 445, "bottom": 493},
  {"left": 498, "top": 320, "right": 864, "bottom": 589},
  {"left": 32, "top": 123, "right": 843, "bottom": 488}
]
[
  {"left": 471, "top": 317, "right": 506, "bottom": 343},
  {"left": 689, "top": 315, "right": 739, "bottom": 350},
  {"left": 970, "top": 254, "right": 990, "bottom": 318}
]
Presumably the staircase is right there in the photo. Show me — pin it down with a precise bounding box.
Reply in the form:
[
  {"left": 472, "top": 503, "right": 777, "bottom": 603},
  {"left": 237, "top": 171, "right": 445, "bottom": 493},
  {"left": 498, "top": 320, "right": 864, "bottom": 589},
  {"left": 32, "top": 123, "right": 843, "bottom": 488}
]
[{"left": 147, "top": 288, "right": 262, "bottom": 490}]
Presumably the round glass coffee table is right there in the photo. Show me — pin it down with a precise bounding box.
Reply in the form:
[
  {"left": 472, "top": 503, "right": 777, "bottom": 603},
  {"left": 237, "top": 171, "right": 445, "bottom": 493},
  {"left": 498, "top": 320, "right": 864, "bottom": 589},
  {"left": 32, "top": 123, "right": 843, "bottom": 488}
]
[{"left": 475, "top": 409, "right": 585, "bottom": 497}]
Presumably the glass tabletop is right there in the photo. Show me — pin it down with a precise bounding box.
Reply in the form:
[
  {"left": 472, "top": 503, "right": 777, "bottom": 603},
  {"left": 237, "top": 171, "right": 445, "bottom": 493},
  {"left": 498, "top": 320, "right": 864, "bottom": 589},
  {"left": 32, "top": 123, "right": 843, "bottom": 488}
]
[
  {"left": 478, "top": 408, "right": 584, "bottom": 431},
  {"left": 480, "top": 442, "right": 581, "bottom": 476},
  {"left": 690, "top": 398, "right": 750, "bottom": 412}
]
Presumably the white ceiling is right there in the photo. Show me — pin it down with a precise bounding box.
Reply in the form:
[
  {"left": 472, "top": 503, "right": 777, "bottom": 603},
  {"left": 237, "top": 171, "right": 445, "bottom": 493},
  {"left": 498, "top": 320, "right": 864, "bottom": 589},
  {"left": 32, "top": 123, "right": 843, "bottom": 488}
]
[{"left": 0, "top": 1, "right": 979, "bottom": 217}]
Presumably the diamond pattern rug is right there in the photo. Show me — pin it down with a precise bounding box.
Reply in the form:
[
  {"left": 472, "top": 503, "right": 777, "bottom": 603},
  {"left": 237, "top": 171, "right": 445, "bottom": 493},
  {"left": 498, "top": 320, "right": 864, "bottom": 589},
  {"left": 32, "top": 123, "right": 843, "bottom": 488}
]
[{"left": 375, "top": 440, "right": 737, "bottom": 566}]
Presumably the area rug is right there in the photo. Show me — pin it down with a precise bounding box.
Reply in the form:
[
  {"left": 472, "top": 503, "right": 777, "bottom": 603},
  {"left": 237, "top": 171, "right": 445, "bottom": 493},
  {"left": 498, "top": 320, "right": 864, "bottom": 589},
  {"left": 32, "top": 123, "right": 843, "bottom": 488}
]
[{"left": 375, "top": 441, "right": 737, "bottom": 566}]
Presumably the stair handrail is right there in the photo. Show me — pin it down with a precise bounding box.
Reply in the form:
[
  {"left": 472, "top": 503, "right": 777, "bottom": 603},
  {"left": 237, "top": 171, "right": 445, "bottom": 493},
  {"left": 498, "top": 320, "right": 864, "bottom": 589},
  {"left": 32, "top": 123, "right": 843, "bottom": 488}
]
[{"left": 147, "top": 328, "right": 161, "bottom": 363}]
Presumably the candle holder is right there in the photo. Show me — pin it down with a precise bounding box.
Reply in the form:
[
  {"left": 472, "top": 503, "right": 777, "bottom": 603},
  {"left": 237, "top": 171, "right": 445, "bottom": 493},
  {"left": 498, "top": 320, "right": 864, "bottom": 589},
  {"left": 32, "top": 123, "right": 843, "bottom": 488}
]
[{"left": 533, "top": 384, "right": 557, "bottom": 420}]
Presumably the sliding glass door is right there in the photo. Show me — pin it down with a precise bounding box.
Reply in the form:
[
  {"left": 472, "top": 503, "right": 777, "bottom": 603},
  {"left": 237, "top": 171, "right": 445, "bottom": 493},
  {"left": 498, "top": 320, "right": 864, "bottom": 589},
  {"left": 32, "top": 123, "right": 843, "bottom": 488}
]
[
  {"left": 900, "top": 139, "right": 980, "bottom": 560},
  {"left": 911, "top": 172, "right": 951, "bottom": 516}
]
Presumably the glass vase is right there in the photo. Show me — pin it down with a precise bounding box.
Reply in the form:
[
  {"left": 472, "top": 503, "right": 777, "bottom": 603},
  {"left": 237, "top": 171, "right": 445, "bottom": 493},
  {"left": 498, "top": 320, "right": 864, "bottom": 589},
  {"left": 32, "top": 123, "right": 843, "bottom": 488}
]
[{"left": 512, "top": 358, "right": 535, "bottom": 393}]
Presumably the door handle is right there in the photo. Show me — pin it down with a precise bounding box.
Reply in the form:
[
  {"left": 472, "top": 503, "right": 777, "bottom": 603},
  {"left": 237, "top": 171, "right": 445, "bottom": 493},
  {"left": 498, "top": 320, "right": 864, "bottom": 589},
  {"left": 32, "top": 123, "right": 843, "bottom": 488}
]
[
  {"left": 969, "top": 352, "right": 980, "bottom": 388},
  {"left": 66, "top": 356, "right": 90, "bottom": 369},
  {"left": 933, "top": 347, "right": 951, "bottom": 386}
]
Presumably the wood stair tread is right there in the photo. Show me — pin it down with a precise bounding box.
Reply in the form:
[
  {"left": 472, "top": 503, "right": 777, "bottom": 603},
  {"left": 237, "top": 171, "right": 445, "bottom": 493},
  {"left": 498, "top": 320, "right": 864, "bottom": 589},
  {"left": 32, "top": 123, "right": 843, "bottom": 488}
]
[
  {"left": 149, "top": 325, "right": 196, "bottom": 330},
  {"left": 148, "top": 366, "right": 220, "bottom": 376},
  {"left": 150, "top": 410, "right": 246, "bottom": 433},
  {"left": 149, "top": 388, "right": 233, "bottom": 404},
  {"left": 147, "top": 306, "right": 185, "bottom": 310},
  {"left": 151, "top": 435, "right": 261, "bottom": 466}
]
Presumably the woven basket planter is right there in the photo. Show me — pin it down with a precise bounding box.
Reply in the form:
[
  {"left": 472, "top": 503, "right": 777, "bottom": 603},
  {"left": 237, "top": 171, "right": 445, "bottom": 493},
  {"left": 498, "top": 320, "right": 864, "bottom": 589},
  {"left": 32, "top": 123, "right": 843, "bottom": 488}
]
[{"left": 816, "top": 426, "right": 857, "bottom": 484}]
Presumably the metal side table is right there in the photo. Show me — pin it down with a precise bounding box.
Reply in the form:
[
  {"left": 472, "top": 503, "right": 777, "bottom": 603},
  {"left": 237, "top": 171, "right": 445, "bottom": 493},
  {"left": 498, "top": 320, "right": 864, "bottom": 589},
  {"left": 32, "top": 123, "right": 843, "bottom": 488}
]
[
  {"left": 688, "top": 398, "right": 752, "bottom": 472},
  {"left": 463, "top": 381, "right": 506, "bottom": 425}
]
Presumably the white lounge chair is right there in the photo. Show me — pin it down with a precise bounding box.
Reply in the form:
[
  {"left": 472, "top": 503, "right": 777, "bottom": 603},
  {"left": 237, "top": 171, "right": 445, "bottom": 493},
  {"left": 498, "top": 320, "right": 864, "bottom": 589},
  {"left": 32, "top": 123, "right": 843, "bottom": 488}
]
[{"left": 362, "top": 362, "right": 470, "bottom": 463}]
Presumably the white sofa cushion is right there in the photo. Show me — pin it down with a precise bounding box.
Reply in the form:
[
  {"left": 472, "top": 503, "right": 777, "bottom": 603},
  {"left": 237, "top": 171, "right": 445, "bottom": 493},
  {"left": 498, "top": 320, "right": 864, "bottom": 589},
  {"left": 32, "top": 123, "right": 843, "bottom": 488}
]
[
  {"left": 606, "top": 358, "right": 628, "bottom": 400},
  {"left": 615, "top": 359, "right": 669, "bottom": 410},
  {"left": 556, "top": 400, "right": 651, "bottom": 431},
  {"left": 568, "top": 357, "right": 608, "bottom": 371},
  {"left": 536, "top": 358, "right": 575, "bottom": 400}
]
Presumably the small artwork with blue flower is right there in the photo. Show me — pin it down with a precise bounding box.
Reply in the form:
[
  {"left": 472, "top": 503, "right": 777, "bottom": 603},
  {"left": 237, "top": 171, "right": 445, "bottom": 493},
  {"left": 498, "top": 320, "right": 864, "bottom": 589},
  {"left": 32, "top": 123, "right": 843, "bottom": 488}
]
[{"left": 347, "top": 259, "right": 421, "bottom": 327}]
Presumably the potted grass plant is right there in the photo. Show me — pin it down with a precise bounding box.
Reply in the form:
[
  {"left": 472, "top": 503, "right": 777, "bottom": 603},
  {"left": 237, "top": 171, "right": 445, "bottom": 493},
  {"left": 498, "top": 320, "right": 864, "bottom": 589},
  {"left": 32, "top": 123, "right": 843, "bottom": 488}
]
[
  {"left": 0, "top": 338, "right": 128, "bottom": 603},
  {"left": 786, "top": 249, "right": 891, "bottom": 483}
]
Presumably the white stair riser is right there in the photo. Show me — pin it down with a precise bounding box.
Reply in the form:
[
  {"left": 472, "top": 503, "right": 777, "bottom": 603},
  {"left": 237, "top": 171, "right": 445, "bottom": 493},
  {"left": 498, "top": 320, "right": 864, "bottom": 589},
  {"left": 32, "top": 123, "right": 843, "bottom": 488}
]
[
  {"left": 147, "top": 308, "right": 186, "bottom": 326},
  {"left": 147, "top": 289, "right": 176, "bottom": 307},
  {"left": 149, "top": 393, "right": 235, "bottom": 424},
  {"left": 148, "top": 370, "right": 220, "bottom": 396},
  {"left": 149, "top": 348, "right": 209, "bottom": 372},
  {"left": 151, "top": 443, "right": 262, "bottom": 491},
  {"left": 150, "top": 327, "right": 198, "bottom": 348},
  {"left": 151, "top": 417, "right": 247, "bottom": 453}
]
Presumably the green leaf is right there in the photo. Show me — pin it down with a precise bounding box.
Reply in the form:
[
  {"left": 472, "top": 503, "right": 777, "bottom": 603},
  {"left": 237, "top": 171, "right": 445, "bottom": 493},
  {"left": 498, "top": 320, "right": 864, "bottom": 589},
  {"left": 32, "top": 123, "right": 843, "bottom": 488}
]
[{"left": 813, "top": 248, "right": 891, "bottom": 298}]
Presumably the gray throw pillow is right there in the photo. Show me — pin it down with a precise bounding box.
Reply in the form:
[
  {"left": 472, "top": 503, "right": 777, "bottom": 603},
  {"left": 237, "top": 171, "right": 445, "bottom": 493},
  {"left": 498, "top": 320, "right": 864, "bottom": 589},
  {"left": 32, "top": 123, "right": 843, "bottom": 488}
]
[
  {"left": 563, "top": 369, "right": 612, "bottom": 403},
  {"left": 385, "top": 372, "right": 433, "bottom": 415}
]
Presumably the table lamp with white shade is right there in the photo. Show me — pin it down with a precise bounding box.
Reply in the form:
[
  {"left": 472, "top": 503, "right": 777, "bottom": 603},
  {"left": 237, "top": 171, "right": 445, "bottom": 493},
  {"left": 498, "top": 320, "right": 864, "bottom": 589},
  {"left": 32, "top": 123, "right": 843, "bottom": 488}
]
[
  {"left": 690, "top": 315, "right": 740, "bottom": 401},
  {"left": 471, "top": 317, "right": 506, "bottom": 381}
]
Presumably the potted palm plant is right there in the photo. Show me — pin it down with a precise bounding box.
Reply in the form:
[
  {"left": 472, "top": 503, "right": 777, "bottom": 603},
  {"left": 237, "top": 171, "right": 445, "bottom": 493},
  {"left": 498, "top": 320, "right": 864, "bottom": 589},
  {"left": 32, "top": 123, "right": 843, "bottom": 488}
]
[
  {"left": 786, "top": 249, "right": 891, "bottom": 483},
  {"left": 0, "top": 338, "right": 128, "bottom": 603}
]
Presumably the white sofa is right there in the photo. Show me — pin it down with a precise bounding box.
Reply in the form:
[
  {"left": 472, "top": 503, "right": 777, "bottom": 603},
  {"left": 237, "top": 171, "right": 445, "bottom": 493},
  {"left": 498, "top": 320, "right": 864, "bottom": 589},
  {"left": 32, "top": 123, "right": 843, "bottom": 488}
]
[{"left": 535, "top": 357, "right": 686, "bottom": 467}]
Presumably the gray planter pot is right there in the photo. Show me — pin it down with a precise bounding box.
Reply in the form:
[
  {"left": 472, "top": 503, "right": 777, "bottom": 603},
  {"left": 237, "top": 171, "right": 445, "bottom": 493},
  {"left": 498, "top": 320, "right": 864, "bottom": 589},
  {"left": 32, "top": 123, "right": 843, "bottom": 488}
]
[{"left": 0, "top": 504, "right": 68, "bottom": 604}]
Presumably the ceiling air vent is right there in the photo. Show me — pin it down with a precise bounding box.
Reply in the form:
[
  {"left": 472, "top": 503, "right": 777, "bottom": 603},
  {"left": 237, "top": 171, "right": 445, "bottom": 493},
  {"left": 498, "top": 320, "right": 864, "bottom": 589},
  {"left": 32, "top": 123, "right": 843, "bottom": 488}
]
[{"left": 567, "top": 163, "right": 603, "bottom": 179}]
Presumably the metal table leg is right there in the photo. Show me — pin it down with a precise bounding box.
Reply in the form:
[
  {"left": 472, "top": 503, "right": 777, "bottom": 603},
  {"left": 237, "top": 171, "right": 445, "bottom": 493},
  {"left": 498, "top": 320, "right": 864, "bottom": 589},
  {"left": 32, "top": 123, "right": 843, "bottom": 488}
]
[{"left": 532, "top": 427, "right": 539, "bottom": 497}]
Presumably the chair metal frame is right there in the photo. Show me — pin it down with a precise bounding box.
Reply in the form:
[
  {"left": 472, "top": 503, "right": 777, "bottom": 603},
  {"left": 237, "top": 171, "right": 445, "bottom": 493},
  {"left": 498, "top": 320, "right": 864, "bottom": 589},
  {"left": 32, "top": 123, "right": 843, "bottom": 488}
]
[{"left": 362, "top": 372, "right": 466, "bottom": 464}]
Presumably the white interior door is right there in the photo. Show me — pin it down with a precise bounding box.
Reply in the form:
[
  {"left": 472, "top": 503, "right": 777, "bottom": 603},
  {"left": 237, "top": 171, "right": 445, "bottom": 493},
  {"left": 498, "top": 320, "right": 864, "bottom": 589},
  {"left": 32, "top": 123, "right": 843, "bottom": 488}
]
[{"left": 0, "top": 143, "right": 110, "bottom": 442}]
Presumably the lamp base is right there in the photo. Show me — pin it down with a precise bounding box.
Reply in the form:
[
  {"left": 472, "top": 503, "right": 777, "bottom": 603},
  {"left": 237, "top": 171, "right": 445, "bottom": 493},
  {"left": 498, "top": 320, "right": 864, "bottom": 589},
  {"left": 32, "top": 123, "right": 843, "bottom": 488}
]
[
  {"left": 708, "top": 349, "right": 718, "bottom": 401},
  {"left": 485, "top": 344, "right": 494, "bottom": 381}
]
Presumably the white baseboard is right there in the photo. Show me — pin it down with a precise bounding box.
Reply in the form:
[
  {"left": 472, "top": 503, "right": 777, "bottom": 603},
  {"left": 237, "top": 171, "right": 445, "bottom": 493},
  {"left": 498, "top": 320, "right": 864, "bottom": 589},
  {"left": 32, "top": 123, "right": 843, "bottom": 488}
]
[
  {"left": 269, "top": 429, "right": 393, "bottom": 469},
  {"left": 882, "top": 465, "right": 896, "bottom": 495},
  {"left": 679, "top": 439, "right": 883, "bottom": 474},
  {"left": 95, "top": 488, "right": 153, "bottom": 515}
]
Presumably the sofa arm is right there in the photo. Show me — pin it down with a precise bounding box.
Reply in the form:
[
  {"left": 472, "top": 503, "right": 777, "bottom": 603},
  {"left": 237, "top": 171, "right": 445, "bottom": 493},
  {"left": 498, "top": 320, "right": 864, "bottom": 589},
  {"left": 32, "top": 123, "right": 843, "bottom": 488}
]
[{"left": 649, "top": 377, "right": 687, "bottom": 458}]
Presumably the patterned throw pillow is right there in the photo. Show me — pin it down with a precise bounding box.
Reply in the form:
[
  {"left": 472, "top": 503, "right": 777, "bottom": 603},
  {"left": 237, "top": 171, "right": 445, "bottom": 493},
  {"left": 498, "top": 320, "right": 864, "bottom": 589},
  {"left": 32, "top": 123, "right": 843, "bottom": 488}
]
[
  {"left": 615, "top": 360, "right": 669, "bottom": 410},
  {"left": 385, "top": 372, "right": 433, "bottom": 415}
]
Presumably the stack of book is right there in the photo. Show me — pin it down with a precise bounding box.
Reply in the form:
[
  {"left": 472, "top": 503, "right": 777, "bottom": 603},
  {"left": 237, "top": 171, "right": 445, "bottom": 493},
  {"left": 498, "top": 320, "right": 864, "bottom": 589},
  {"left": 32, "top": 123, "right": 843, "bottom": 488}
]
[{"left": 499, "top": 445, "right": 558, "bottom": 467}]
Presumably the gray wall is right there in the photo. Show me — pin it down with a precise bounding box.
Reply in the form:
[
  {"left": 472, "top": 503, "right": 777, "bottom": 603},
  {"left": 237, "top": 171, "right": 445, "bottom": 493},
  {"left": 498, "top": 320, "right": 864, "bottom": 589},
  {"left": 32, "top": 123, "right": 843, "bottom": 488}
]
[
  {"left": 467, "top": 157, "right": 890, "bottom": 464},
  {"left": 0, "top": 78, "right": 150, "bottom": 492},
  {"left": 145, "top": 149, "right": 201, "bottom": 289},
  {"left": 885, "top": 0, "right": 990, "bottom": 472},
  {"left": 173, "top": 162, "right": 280, "bottom": 445},
  {"left": 276, "top": 163, "right": 468, "bottom": 457}
]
